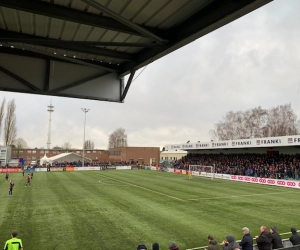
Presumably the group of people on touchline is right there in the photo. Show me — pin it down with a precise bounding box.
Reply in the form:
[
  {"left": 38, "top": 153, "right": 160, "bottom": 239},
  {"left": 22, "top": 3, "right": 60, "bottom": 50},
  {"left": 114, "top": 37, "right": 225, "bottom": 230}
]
[{"left": 207, "top": 226, "right": 300, "bottom": 250}]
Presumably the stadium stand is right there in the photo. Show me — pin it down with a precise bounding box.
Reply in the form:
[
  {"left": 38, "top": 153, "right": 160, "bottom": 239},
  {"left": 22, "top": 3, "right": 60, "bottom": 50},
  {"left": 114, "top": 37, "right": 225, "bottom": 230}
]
[{"left": 173, "top": 153, "right": 300, "bottom": 179}]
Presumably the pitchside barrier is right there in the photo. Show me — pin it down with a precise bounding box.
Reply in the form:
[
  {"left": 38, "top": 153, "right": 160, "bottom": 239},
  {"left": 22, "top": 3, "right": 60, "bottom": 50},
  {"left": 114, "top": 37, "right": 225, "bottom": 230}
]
[
  {"left": 34, "top": 166, "right": 132, "bottom": 172},
  {"left": 162, "top": 167, "right": 300, "bottom": 190}
]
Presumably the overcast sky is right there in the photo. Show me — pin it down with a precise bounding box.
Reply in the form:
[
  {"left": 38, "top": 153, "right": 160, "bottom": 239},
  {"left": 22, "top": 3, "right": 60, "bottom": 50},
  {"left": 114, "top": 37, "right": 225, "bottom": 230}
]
[{"left": 0, "top": 0, "right": 300, "bottom": 149}]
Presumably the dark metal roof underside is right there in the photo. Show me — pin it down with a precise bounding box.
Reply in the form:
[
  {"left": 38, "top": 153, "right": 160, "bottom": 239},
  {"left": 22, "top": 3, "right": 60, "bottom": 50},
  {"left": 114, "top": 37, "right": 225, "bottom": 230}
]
[{"left": 0, "top": 0, "right": 272, "bottom": 101}]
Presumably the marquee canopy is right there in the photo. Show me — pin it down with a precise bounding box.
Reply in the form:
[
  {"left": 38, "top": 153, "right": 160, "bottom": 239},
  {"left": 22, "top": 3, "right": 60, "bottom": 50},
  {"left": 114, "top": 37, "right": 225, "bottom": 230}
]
[{"left": 0, "top": 0, "right": 272, "bottom": 102}]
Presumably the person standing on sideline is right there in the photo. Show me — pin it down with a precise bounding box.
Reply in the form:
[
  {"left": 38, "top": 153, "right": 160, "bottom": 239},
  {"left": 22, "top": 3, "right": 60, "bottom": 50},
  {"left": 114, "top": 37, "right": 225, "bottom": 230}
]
[
  {"left": 4, "top": 230, "right": 23, "bottom": 250},
  {"left": 22, "top": 168, "right": 24, "bottom": 177},
  {"left": 188, "top": 169, "right": 192, "bottom": 179},
  {"left": 289, "top": 228, "right": 300, "bottom": 246},
  {"left": 255, "top": 226, "right": 272, "bottom": 250},
  {"left": 207, "top": 235, "right": 220, "bottom": 250},
  {"left": 25, "top": 174, "right": 31, "bottom": 187},
  {"left": 270, "top": 226, "right": 283, "bottom": 249},
  {"left": 8, "top": 180, "right": 14, "bottom": 196},
  {"left": 5, "top": 172, "right": 9, "bottom": 181},
  {"left": 239, "top": 227, "right": 253, "bottom": 250}
]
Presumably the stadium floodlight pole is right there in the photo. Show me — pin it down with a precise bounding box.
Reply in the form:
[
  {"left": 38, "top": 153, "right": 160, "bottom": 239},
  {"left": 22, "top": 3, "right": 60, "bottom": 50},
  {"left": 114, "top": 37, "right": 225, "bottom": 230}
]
[{"left": 81, "top": 108, "right": 90, "bottom": 167}]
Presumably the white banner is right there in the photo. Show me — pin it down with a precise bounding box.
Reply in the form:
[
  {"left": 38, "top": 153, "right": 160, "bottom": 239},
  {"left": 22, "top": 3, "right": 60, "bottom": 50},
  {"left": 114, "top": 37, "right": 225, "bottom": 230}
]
[
  {"left": 116, "top": 166, "right": 131, "bottom": 170},
  {"left": 35, "top": 168, "right": 47, "bottom": 172},
  {"left": 74, "top": 167, "right": 100, "bottom": 171},
  {"left": 165, "top": 135, "right": 300, "bottom": 150}
]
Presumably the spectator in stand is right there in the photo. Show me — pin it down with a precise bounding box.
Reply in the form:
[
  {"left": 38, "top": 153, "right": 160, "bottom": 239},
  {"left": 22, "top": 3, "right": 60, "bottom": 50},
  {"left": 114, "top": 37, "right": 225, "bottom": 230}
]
[
  {"left": 289, "top": 227, "right": 300, "bottom": 246},
  {"left": 152, "top": 243, "right": 159, "bottom": 250},
  {"left": 207, "top": 235, "right": 220, "bottom": 250},
  {"left": 137, "top": 244, "right": 147, "bottom": 250},
  {"left": 169, "top": 242, "right": 179, "bottom": 250},
  {"left": 270, "top": 226, "right": 283, "bottom": 249},
  {"left": 222, "top": 235, "right": 240, "bottom": 250},
  {"left": 239, "top": 227, "right": 253, "bottom": 250},
  {"left": 255, "top": 226, "right": 272, "bottom": 250}
]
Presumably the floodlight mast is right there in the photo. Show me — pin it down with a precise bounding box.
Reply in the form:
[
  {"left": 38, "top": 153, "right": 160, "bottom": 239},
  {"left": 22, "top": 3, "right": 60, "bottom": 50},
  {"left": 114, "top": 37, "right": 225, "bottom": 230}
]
[
  {"left": 47, "top": 102, "right": 54, "bottom": 149},
  {"left": 81, "top": 108, "right": 90, "bottom": 167}
]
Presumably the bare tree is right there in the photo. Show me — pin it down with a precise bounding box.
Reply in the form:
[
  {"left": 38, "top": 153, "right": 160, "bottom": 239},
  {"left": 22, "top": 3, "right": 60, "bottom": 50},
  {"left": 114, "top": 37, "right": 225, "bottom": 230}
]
[
  {"left": 4, "top": 99, "right": 17, "bottom": 146},
  {"left": 62, "top": 142, "right": 72, "bottom": 151},
  {"left": 108, "top": 128, "right": 128, "bottom": 148},
  {"left": 84, "top": 140, "right": 95, "bottom": 149},
  {"left": 210, "top": 103, "right": 298, "bottom": 140},
  {"left": 267, "top": 103, "right": 298, "bottom": 136},
  {"left": 0, "top": 98, "right": 5, "bottom": 139},
  {"left": 14, "top": 138, "right": 28, "bottom": 157}
]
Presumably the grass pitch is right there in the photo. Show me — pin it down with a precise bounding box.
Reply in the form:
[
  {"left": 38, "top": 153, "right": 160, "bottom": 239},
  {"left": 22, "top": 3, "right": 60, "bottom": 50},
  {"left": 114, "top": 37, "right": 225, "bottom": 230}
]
[{"left": 0, "top": 170, "right": 299, "bottom": 250}]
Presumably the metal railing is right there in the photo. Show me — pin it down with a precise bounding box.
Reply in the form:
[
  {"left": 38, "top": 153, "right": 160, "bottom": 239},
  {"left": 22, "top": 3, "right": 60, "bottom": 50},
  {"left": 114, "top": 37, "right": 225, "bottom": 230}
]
[{"left": 186, "top": 231, "right": 300, "bottom": 250}]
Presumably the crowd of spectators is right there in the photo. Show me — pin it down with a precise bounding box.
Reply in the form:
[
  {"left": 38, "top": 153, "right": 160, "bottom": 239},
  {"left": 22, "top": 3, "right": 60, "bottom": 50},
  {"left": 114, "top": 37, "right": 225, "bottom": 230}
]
[
  {"left": 174, "top": 153, "right": 300, "bottom": 179},
  {"left": 207, "top": 226, "right": 300, "bottom": 250},
  {"left": 137, "top": 226, "right": 300, "bottom": 250}
]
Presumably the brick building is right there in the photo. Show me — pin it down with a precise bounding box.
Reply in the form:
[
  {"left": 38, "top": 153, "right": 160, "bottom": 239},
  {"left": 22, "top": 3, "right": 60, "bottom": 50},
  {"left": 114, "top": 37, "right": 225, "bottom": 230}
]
[
  {"left": 12, "top": 148, "right": 109, "bottom": 164},
  {"left": 12, "top": 146, "right": 159, "bottom": 165},
  {"left": 109, "top": 147, "right": 160, "bottom": 165}
]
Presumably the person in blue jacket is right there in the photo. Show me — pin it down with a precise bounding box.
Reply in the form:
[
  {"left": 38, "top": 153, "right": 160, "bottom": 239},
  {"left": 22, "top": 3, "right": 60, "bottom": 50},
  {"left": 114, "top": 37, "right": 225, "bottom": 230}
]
[{"left": 239, "top": 227, "right": 253, "bottom": 250}]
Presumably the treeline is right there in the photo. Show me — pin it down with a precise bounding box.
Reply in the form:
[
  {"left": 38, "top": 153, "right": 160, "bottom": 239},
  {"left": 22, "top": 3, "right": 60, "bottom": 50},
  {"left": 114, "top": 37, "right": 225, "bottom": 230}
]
[{"left": 209, "top": 103, "right": 299, "bottom": 140}]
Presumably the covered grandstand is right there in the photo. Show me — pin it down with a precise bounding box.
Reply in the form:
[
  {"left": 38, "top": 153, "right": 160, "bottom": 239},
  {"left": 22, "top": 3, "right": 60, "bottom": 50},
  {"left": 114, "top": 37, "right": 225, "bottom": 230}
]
[{"left": 165, "top": 135, "right": 300, "bottom": 154}]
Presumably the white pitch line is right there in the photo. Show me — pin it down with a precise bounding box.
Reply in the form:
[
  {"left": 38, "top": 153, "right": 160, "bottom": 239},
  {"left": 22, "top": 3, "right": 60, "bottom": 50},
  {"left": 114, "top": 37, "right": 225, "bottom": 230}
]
[
  {"left": 98, "top": 174, "right": 184, "bottom": 201},
  {"left": 187, "top": 190, "right": 295, "bottom": 201},
  {"left": 98, "top": 180, "right": 128, "bottom": 186}
]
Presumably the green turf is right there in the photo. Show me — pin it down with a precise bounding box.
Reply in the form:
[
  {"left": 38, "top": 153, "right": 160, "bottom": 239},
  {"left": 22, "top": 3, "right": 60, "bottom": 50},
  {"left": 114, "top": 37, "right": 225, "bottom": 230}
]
[{"left": 0, "top": 170, "right": 299, "bottom": 250}]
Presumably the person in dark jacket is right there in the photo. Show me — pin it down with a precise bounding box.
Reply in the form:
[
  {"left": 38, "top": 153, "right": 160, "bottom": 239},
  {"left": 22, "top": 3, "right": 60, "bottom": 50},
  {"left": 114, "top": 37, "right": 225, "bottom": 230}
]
[
  {"left": 270, "top": 226, "right": 283, "bottom": 249},
  {"left": 255, "top": 226, "right": 272, "bottom": 250},
  {"left": 289, "top": 228, "right": 300, "bottom": 246},
  {"left": 207, "top": 235, "right": 220, "bottom": 250},
  {"left": 152, "top": 243, "right": 159, "bottom": 250},
  {"left": 222, "top": 235, "right": 240, "bottom": 250},
  {"left": 239, "top": 227, "right": 253, "bottom": 250}
]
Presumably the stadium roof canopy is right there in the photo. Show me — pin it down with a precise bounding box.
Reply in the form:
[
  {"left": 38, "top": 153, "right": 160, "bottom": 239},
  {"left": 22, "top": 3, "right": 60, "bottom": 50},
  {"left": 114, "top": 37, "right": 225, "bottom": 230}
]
[
  {"left": 0, "top": 0, "right": 272, "bottom": 102},
  {"left": 165, "top": 135, "right": 300, "bottom": 152}
]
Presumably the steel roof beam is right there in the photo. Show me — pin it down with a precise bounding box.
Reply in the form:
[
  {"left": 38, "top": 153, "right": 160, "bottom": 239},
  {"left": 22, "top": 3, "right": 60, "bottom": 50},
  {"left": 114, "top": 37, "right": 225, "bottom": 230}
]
[
  {"left": 3, "top": 43, "right": 118, "bottom": 72},
  {"left": 51, "top": 72, "right": 111, "bottom": 93},
  {"left": 121, "top": 70, "right": 135, "bottom": 102},
  {"left": 0, "top": 0, "right": 163, "bottom": 37},
  {"left": 0, "top": 38, "right": 162, "bottom": 48},
  {"left": 0, "top": 65, "right": 41, "bottom": 91},
  {"left": 81, "top": 0, "right": 167, "bottom": 45},
  {"left": 0, "top": 46, "right": 119, "bottom": 72},
  {"left": 0, "top": 29, "right": 134, "bottom": 61}
]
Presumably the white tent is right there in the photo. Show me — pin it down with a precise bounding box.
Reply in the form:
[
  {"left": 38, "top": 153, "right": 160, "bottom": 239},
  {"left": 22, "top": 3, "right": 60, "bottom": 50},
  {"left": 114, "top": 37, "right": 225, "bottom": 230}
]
[
  {"left": 40, "top": 154, "right": 50, "bottom": 165},
  {"left": 47, "top": 152, "right": 91, "bottom": 163}
]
